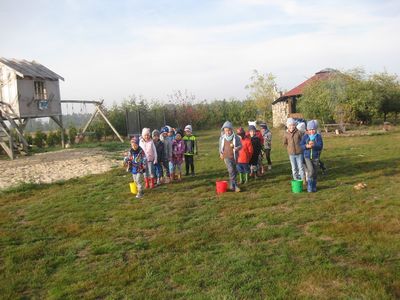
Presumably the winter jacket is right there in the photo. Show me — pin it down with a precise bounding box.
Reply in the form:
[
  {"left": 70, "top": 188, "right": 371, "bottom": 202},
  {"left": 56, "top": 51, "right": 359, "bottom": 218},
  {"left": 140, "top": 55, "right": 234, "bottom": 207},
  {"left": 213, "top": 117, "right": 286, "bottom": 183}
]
[
  {"left": 161, "top": 136, "right": 173, "bottom": 161},
  {"left": 249, "top": 135, "right": 262, "bottom": 165},
  {"left": 262, "top": 130, "right": 272, "bottom": 150},
  {"left": 172, "top": 139, "right": 186, "bottom": 164},
  {"left": 237, "top": 137, "right": 253, "bottom": 164},
  {"left": 300, "top": 133, "right": 323, "bottom": 159},
  {"left": 183, "top": 135, "right": 197, "bottom": 155},
  {"left": 283, "top": 129, "right": 303, "bottom": 155},
  {"left": 219, "top": 134, "right": 242, "bottom": 161},
  {"left": 126, "top": 146, "right": 146, "bottom": 174},
  {"left": 139, "top": 138, "right": 158, "bottom": 163},
  {"left": 153, "top": 139, "right": 164, "bottom": 163}
]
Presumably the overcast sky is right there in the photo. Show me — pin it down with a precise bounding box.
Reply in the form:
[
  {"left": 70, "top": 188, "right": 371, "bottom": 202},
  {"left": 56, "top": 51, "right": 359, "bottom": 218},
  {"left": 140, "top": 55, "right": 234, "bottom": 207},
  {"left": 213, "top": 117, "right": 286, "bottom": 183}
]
[{"left": 1, "top": 0, "right": 399, "bottom": 106}]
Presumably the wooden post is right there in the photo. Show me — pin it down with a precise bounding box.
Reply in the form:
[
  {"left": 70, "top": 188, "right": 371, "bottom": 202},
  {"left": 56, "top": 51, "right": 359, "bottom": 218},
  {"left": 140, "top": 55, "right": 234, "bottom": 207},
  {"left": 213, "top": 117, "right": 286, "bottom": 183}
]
[{"left": 96, "top": 104, "right": 124, "bottom": 142}]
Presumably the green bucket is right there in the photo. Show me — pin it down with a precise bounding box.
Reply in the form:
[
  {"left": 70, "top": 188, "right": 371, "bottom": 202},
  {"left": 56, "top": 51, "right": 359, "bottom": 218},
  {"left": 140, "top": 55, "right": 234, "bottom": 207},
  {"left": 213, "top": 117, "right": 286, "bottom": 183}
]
[{"left": 291, "top": 180, "right": 303, "bottom": 193}]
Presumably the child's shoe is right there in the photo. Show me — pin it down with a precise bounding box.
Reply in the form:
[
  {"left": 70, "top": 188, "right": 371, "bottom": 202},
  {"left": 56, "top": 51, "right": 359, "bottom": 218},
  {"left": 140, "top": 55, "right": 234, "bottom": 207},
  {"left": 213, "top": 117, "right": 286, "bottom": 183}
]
[
  {"left": 234, "top": 186, "right": 241, "bottom": 192},
  {"left": 268, "top": 165, "right": 272, "bottom": 170},
  {"left": 177, "top": 173, "right": 182, "bottom": 181},
  {"left": 156, "top": 177, "right": 161, "bottom": 185},
  {"left": 136, "top": 192, "right": 143, "bottom": 199}
]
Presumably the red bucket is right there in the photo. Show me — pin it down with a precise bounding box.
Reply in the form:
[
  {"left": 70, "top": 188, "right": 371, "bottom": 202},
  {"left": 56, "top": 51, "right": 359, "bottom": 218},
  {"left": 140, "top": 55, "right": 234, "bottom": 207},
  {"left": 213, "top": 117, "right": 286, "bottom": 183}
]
[{"left": 216, "top": 180, "right": 228, "bottom": 194}]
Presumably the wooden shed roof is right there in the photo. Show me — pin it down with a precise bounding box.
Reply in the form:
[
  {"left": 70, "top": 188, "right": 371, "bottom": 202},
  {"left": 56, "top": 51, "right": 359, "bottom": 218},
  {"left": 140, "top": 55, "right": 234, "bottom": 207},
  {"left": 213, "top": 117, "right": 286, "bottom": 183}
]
[{"left": 0, "top": 58, "right": 64, "bottom": 81}]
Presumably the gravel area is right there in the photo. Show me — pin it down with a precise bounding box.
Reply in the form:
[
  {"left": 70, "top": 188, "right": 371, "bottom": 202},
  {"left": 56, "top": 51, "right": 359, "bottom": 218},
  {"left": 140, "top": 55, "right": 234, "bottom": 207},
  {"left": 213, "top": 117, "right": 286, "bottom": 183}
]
[{"left": 0, "top": 148, "right": 121, "bottom": 190}]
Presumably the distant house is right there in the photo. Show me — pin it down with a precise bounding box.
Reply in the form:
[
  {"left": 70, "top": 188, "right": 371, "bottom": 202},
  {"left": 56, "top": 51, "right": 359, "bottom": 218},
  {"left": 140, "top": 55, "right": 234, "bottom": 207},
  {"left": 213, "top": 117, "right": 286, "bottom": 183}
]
[
  {"left": 272, "top": 68, "right": 337, "bottom": 127},
  {"left": 0, "top": 58, "right": 64, "bottom": 118}
]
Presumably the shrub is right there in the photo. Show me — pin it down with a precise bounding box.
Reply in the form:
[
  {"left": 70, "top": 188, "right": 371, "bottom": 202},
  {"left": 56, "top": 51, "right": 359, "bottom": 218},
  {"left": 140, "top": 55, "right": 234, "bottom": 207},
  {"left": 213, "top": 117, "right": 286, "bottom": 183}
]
[{"left": 33, "top": 130, "right": 47, "bottom": 148}]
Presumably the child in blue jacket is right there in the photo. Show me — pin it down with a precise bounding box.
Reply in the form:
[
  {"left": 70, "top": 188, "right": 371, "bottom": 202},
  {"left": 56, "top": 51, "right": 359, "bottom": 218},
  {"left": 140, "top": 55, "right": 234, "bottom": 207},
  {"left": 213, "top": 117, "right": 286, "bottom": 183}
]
[{"left": 300, "top": 120, "right": 323, "bottom": 192}]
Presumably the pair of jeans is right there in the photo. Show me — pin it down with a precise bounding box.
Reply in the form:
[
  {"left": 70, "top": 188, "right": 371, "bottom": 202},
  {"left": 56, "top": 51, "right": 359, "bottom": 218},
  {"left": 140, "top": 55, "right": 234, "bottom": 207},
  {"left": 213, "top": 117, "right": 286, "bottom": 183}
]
[
  {"left": 304, "top": 158, "right": 319, "bottom": 181},
  {"left": 289, "top": 154, "right": 304, "bottom": 180},
  {"left": 144, "top": 161, "right": 155, "bottom": 178},
  {"left": 154, "top": 163, "right": 163, "bottom": 179},
  {"left": 224, "top": 158, "right": 238, "bottom": 190}
]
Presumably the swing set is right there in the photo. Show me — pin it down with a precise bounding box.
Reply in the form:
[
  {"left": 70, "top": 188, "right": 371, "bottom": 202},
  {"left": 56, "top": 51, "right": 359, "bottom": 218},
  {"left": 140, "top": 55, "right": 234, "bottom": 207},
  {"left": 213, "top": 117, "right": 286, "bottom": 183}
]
[{"left": 60, "top": 99, "right": 124, "bottom": 143}]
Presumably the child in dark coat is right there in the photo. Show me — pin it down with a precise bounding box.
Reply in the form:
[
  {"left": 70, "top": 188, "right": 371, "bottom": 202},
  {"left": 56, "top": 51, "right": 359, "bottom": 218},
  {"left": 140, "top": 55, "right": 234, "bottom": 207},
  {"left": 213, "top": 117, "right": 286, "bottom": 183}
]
[
  {"left": 152, "top": 129, "right": 164, "bottom": 185},
  {"left": 248, "top": 125, "right": 262, "bottom": 178},
  {"left": 300, "top": 120, "right": 324, "bottom": 192}
]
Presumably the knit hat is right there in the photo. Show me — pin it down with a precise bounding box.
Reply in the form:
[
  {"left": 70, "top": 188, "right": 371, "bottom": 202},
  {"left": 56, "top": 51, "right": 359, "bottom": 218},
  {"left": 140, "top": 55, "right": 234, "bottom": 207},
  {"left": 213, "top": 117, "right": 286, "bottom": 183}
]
[
  {"left": 236, "top": 127, "right": 246, "bottom": 138},
  {"left": 130, "top": 135, "right": 140, "bottom": 144},
  {"left": 184, "top": 125, "right": 192, "bottom": 132},
  {"left": 160, "top": 126, "right": 169, "bottom": 134},
  {"left": 248, "top": 125, "right": 257, "bottom": 132},
  {"left": 307, "top": 120, "right": 318, "bottom": 130},
  {"left": 175, "top": 128, "right": 184, "bottom": 137},
  {"left": 296, "top": 122, "right": 306, "bottom": 133},
  {"left": 286, "top": 118, "right": 296, "bottom": 126},
  {"left": 221, "top": 121, "right": 233, "bottom": 131},
  {"left": 142, "top": 127, "right": 151, "bottom": 136},
  {"left": 152, "top": 129, "right": 160, "bottom": 137}
]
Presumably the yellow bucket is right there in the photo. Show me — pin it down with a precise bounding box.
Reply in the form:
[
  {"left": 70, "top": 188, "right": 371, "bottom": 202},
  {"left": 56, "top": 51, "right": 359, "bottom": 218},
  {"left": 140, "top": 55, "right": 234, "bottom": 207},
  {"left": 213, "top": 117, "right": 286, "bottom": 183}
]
[{"left": 129, "top": 182, "right": 138, "bottom": 194}]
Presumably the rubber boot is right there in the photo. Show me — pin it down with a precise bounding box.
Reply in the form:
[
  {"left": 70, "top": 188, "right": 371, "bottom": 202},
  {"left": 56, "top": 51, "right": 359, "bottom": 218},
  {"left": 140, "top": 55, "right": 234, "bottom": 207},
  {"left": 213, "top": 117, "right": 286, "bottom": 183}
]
[
  {"left": 156, "top": 177, "right": 161, "bottom": 185},
  {"left": 145, "top": 178, "right": 150, "bottom": 189},
  {"left": 244, "top": 173, "right": 248, "bottom": 184},
  {"left": 170, "top": 173, "right": 175, "bottom": 183},
  {"left": 312, "top": 179, "right": 317, "bottom": 192},
  {"left": 178, "top": 172, "right": 182, "bottom": 181},
  {"left": 150, "top": 178, "right": 155, "bottom": 189},
  {"left": 238, "top": 173, "right": 243, "bottom": 184},
  {"left": 307, "top": 179, "right": 313, "bottom": 193}
]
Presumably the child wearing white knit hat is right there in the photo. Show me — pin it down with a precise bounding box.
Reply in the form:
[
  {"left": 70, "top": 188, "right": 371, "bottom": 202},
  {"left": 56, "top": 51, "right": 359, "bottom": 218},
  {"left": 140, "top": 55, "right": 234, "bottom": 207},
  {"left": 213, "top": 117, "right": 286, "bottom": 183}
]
[{"left": 139, "top": 128, "right": 158, "bottom": 189}]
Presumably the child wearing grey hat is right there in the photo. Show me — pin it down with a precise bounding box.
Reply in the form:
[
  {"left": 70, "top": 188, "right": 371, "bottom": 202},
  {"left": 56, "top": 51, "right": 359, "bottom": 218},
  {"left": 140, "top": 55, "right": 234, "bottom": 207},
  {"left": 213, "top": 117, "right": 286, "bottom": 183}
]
[
  {"left": 219, "top": 121, "right": 242, "bottom": 192},
  {"left": 300, "top": 120, "right": 324, "bottom": 192}
]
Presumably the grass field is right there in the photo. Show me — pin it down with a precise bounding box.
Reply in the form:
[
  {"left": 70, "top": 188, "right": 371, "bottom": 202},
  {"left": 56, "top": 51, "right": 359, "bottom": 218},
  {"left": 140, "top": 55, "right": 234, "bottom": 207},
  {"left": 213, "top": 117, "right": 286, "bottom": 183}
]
[{"left": 1, "top": 128, "right": 400, "bottom": 299}]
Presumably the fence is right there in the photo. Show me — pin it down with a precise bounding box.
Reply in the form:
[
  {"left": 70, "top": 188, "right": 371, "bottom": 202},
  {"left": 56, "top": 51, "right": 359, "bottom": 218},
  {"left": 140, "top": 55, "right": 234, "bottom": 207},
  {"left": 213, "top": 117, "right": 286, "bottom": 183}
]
[{"left": 125, "top": 108, "right": 178, "bottom": 138}]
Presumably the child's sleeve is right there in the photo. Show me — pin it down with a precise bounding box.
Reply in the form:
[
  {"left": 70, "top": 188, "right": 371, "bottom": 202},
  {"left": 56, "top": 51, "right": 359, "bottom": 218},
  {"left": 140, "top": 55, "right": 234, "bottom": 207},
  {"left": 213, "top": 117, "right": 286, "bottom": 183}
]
[
  {"left": 314, "top": 135, "right": 323, "bottom": 151},
  {"left": 300, "top": 135, "right": 308, "bottom": 151}
]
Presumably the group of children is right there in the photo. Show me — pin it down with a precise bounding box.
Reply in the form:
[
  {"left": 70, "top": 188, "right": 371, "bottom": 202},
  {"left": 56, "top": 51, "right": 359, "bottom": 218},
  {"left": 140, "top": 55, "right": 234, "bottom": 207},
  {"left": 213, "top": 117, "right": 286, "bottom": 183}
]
[
  {"left": 125, "top": 118, "right": 323, "bottom": 198},
  {"left": 219, "top": 118, "right": 324, "bottom": 193},
  {"left": 283, "top": 118, "right": 324, "bottom": 192},
  {"left": 124, "top": 125, "right": 197, "bottom": 198},
  {"left": 219, "top": 120, "right": 273, "bottom": 192}
]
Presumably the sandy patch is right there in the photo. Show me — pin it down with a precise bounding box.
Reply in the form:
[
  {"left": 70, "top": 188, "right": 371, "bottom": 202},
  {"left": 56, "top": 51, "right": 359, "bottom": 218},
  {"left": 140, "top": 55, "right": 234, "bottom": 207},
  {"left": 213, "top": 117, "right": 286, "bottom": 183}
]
[{"left": 0, "top": 148, "right": 121, "bottom": 190}]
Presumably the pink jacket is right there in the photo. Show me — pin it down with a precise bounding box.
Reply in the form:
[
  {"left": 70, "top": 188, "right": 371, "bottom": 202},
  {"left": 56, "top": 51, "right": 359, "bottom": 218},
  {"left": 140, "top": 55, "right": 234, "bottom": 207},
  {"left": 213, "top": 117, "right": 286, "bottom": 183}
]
[{"left": 139, "top": 138, "right": 158, "bottom": 163}]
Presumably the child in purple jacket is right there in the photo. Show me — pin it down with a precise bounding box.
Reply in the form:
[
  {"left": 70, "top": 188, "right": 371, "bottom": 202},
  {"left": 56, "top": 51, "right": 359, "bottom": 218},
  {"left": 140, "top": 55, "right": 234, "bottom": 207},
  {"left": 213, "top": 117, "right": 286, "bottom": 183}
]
[{"left": 171, "top": 129, "right": 186, "bottom": 181}]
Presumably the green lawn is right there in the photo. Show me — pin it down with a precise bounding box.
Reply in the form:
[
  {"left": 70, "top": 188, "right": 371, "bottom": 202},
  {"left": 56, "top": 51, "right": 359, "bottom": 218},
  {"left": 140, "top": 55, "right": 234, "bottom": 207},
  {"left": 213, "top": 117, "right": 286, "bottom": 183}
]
[{"left": 1, "top": 128, "right": 400, "bottom": 299}]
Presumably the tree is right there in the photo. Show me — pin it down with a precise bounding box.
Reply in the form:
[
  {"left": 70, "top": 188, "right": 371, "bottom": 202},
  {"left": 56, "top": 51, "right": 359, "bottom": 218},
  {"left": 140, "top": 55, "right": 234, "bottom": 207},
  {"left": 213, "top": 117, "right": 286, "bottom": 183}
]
[
  {"left": 298, "top": 72, "right": 350, "bottom": 124},
  {"left": 369, "top": 72, "right": 400, "bottom": 122},
  {"left": 245, "top": 70, "right": 278, "bottom": 121}
]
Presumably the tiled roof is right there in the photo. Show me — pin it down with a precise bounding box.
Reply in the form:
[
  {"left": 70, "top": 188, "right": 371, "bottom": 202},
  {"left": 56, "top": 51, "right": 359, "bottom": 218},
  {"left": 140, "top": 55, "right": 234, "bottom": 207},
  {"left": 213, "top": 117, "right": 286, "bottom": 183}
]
[{"left": 273, "top": 68, "right": 337, "bottom": 104}]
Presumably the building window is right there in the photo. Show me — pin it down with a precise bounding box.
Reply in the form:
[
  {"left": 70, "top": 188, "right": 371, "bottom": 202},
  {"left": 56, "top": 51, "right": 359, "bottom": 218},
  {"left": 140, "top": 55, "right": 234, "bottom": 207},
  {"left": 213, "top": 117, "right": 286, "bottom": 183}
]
[{"left": 34, "top": 81, "right": 47, "bottom": 100}]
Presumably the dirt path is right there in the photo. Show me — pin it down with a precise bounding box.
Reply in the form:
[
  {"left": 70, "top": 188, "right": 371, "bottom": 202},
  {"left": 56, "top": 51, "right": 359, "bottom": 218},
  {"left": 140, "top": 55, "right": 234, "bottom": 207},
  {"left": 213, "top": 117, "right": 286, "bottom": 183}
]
[{"left": 0, "top": 148, "right": 121, "bottom": 190}]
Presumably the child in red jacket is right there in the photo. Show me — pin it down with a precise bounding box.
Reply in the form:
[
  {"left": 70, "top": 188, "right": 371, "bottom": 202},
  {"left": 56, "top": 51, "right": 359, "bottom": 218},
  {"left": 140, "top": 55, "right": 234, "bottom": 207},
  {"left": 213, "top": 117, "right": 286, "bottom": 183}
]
[{"left": 236, "top": 127, "right": 253, "bottom": 184}]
